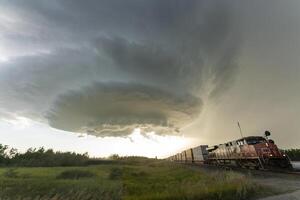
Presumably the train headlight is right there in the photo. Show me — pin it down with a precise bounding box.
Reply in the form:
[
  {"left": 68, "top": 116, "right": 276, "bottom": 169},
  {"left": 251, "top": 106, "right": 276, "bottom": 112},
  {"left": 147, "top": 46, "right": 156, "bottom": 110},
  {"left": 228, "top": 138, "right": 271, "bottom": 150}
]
[
  {"left": 283, "top": 154, "right": 286, "bottom": 157},
  {"left": 270, "top": 154, "right": 273, "bottom": 157},
  {"left": 265, "top": 143, "right": 269, "bottom": 147}
]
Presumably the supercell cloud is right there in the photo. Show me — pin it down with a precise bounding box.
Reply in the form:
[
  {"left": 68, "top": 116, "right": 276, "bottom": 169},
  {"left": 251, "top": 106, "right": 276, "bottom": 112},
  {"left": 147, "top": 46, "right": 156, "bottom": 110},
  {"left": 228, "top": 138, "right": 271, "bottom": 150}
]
[
  {"left": 0, "top": 0, "right": 240, "bottom": 136},
  {"left": 47, "top": 83, "right": 202, "bottom": 137}
]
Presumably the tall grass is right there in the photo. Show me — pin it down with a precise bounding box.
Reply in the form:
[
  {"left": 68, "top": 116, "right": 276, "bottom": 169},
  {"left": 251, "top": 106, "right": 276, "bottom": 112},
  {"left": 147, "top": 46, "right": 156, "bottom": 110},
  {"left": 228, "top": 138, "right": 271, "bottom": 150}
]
[
  {"left": 0, "top": 159, "right": 271, "bottom": 200},
  {"left": 121, "top": 163, "right": 265, "bottom": 200},
  {"left": 56, "top": 169, "right": 96, "bottom": 179},
  {"left": 0, "top": 166, "right": 122, "bottom": 200}
]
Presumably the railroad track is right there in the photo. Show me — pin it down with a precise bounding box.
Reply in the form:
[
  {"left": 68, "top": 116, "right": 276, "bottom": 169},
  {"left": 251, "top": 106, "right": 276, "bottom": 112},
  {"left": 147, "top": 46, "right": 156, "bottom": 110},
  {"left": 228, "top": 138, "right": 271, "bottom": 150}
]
[
  {"left": 180, "top": 162, "right": 300, "bottom": 176},
  {"left": 222, "top": 165, "right": 300, "bottom": 176},
  {"left": 284, "top": 171, "right": 300, "bottom": 175},
  {"left": 239, "top": 168, "right": 300, "bottom": 177}
]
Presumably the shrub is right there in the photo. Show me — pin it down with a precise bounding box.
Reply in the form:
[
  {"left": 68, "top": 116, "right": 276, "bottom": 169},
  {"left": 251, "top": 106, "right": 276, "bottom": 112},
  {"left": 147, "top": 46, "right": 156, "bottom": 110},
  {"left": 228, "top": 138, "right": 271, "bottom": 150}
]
[
  {"left": 284, "top": 149, "right": 300, "bottom": 161},
  {"left": 109, "top": 154, "right": 120, "bottom": 160},
  {"left": 3, "top": 168, "right": 18, "bottom": 178},
  {"left": 11, "top": 148, "right": 90, "bottom": 167},
  {"left": 56, "top": 169, "right": 96, "bottom": 180},
  {"left": 129, "top": 170, "right": 147, "bottom": 177},
  {"left": 109, "top": 167, "right": 123, "bottom": 180}
]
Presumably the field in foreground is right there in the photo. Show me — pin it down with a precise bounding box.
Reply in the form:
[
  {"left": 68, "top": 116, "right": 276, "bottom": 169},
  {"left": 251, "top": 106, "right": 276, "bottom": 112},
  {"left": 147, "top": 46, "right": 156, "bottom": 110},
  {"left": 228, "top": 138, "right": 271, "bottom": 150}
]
[{"left": 0, "top": 159, "right": 274, "bottom": 200}]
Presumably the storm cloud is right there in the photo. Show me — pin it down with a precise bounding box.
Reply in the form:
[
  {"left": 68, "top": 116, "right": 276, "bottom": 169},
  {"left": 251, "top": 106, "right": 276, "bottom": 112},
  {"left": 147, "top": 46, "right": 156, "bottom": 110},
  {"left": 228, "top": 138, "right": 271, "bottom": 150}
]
[
  {"left": 47, "top": 82, "right": 202, "bottom": 136},
  {"left": 0, "top": 0, "right": 241, "bottom": 137}
]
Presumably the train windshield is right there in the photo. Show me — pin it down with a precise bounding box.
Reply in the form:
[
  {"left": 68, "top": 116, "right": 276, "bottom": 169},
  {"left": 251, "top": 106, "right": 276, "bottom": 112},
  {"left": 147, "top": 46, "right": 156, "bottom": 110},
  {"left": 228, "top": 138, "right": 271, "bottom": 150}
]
[{"left": 245, "top": 137, "right": 267, "bottom": 145}]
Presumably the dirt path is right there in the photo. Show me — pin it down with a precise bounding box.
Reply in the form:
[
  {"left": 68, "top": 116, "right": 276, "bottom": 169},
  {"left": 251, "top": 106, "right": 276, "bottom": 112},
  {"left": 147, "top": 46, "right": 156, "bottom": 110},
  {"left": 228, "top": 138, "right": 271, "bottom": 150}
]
[
  {"left": 185, "top": 163, "right": 300, "bottom": 200},
  {"left": 255, "top": 162, "right": 300, "bottom": 200},
  {"left": 292, "top": 162, "right": 300, "bottom": 170},
  {"left": 253, "top": 172, "right": 300, "bottom": 200},
  {"left": 258, "top": 190, "right": 300, "bottom": 200}
]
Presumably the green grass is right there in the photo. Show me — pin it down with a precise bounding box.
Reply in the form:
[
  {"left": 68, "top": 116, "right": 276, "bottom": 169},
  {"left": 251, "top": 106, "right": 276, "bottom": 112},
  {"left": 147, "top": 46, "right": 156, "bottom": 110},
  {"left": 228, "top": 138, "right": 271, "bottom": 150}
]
[
  {"left": 56, "top": 169, "right": 96, "bottom": 179},
  {"left": 0, "top": 165, "right": 122, "bottom": 200},
  {"left": 0, "top": 159, "right": 271, "bottom": 200}
]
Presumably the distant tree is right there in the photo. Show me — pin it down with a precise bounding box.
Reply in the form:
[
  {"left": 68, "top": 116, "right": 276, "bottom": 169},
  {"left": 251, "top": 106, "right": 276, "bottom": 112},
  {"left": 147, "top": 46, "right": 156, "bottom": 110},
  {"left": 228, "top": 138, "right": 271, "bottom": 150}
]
[
  {"left": 8, "top": 148, "right": 18, "bottom": 158},
  {"left": 284, "top": 149, "right": 300, "bottom": 161},
  {"left": 0, "top": 144, "right": 8, "bottom": 156},
  {"left": 0, "top": 143, "right": 90, "bottom": 167},
  {"left": 109, "top": 154, "right": 120, "bottom": 160},
  {"left": 0, "top": 144, "right": 9, "bottom": 165}
]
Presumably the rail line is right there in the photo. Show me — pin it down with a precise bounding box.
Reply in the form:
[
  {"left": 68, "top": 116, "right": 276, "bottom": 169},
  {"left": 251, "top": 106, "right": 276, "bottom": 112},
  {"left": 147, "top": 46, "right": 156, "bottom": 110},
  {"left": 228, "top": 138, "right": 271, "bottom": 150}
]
[{"left": 175, "top": 162, "right": 300, "bottom": 176}]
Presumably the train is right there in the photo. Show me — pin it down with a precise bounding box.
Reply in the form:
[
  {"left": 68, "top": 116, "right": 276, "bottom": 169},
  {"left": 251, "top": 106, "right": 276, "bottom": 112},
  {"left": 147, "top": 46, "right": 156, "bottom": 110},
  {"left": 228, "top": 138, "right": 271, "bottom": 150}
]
[{"left": 168, "top": 131, "right": 293, "bottom": 170}]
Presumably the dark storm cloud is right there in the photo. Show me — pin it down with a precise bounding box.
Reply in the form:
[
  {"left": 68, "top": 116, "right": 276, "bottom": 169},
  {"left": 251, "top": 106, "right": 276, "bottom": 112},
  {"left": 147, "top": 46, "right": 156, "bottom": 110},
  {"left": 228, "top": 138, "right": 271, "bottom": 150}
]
[
  {"left": 0, "top": 48, "right": 100, "bottom": 119},
  {"left": 0, "top": 0, "right": 242, "bottom": 136},
  {"left": 93, "top": 1, "right": 241, "bottom": 96},
  {"left": 47, "top": 82, "right": 202, "bottom": 136},
  {"left": 97, "top": 37, "right": 202, "bottom": 93}
]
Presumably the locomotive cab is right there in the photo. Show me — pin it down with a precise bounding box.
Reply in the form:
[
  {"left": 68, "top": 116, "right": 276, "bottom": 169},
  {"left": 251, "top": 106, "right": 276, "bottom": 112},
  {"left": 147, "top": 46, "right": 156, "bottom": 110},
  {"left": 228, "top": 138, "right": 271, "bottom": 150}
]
[
  {"left": 244, "top": 133, "right": 292, "bottom": 169},
  {"left": 206, "top": 133, "right": 292, "bottom": 170},
  {"left": 245, "top": 136, "right": 267, "bottom": 145},
  {"left": 268, "top": 139, "right": 274, "bottom": 144}
]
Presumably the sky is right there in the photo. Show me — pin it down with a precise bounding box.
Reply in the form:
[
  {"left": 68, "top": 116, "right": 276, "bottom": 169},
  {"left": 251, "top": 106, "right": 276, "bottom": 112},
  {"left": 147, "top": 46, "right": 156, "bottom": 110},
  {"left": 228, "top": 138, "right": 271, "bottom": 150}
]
[{"left": 0, "top": 0, "right": 299, "bottom": 157}]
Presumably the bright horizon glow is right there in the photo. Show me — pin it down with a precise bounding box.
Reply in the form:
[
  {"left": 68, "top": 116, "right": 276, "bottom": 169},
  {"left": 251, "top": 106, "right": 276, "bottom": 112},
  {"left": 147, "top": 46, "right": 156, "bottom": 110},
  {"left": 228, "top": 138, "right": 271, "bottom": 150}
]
[
  {"left": 0, "top": 55, "right": 9, "bottom": 63},
  {"left": 0, "top": 119, "right": 191, "bottom": 158}
]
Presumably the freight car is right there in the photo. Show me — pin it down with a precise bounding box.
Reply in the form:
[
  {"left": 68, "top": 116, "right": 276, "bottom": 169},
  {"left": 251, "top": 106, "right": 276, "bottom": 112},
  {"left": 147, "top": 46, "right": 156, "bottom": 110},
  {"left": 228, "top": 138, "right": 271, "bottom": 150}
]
[
  {"left": 168, "top": 131, "right": 292, "bottom": 170},
  {"left": 192, "top": 145, "right": 209, "bottom": 164},
  {"left": 168, "top": 145, "right": 208, "bottom": 163}
]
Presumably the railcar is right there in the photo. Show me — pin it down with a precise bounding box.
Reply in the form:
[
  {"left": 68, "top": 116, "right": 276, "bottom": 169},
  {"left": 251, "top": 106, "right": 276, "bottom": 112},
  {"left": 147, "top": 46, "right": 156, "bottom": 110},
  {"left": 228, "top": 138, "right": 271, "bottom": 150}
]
[
  {"left": 192, "top": 145, "right": 208, "bottom": 164},
  {"left": 181, "top": 151, "right": 187, "bottom": 162},
  {"left": 185, "top": 148, "right": 194, "bottom": 163}
]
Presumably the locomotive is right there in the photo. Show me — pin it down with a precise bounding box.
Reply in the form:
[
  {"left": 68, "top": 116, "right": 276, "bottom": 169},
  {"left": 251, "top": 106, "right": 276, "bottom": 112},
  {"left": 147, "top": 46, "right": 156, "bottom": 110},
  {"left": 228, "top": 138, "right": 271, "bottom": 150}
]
[{"left": 168, "top": 131, "right": 292, "bottom": 170}]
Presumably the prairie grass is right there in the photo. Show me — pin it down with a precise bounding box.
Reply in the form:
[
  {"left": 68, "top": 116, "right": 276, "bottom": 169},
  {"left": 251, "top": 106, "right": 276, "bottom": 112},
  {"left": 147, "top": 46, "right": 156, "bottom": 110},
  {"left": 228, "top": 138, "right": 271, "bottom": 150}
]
[
  {"left": 56, "top": 169, "right": 96, "bottom": 179},
  {"left": 0, "top": 159, "right": 271, "bottom": 200},
  {"left": 121, "top": 162, "right": 266, "bottom": 200}
]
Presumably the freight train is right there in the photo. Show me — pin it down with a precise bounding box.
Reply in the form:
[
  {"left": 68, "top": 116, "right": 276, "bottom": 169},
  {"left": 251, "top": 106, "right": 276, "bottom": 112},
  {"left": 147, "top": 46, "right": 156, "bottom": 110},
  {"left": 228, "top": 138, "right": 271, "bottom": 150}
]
[{"left": 168, "top": 131, "right": 292, "bottom": 170}]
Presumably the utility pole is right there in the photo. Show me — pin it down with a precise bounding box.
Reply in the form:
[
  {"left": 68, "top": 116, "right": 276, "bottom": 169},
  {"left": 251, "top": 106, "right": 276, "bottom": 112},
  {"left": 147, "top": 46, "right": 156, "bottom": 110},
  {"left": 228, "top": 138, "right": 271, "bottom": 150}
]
[{"left": 237, "top": 121, "right": 244, "bottom": 138}]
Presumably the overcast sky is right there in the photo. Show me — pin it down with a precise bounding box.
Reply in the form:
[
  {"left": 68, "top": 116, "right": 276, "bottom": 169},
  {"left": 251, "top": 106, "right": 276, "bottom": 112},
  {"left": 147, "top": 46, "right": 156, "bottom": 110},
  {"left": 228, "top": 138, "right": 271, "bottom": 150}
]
[{"left": 0, "top": 0, "right": 299, "bottom": 157}]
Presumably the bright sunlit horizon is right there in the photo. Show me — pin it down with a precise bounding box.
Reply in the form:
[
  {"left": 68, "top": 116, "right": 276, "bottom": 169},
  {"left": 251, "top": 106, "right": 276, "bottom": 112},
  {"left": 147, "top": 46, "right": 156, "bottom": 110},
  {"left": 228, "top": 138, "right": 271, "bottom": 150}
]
[{"left": 0, "top": 118, "right": 192, "bottom": 158}]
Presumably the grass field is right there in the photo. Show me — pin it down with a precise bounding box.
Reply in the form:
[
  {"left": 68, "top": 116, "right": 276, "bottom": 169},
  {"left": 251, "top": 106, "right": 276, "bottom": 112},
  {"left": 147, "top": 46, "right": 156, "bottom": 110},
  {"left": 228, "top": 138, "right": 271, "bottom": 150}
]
[{"left": 0, "top": 159, "right": 273, "bottom": 200}]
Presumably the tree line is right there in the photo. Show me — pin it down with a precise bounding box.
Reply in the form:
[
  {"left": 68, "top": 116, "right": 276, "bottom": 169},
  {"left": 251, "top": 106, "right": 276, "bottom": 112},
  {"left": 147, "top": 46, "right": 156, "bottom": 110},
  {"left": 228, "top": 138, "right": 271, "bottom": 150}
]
[
  {"left": 284, "top": 149, "right": 300, "bottom": 161},
  {"left": 0, "top": 144, "right": 151, "bottom": 167},
  {"left": 0, "top": 144, "right": 89, "bottom": 167}
]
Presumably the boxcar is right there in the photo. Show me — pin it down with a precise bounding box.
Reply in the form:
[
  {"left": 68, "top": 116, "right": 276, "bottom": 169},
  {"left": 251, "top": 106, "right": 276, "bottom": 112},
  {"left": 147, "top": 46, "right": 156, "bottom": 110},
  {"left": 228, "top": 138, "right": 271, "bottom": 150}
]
[
  {"left": 181, "top": 151, "right": 187, "bottom": 162},
  {"left": 185, "top": 148, "right": 194, "bottom": 163},
  {"left": 192, "top": 145, "right": 209, "bottom": 163}
]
